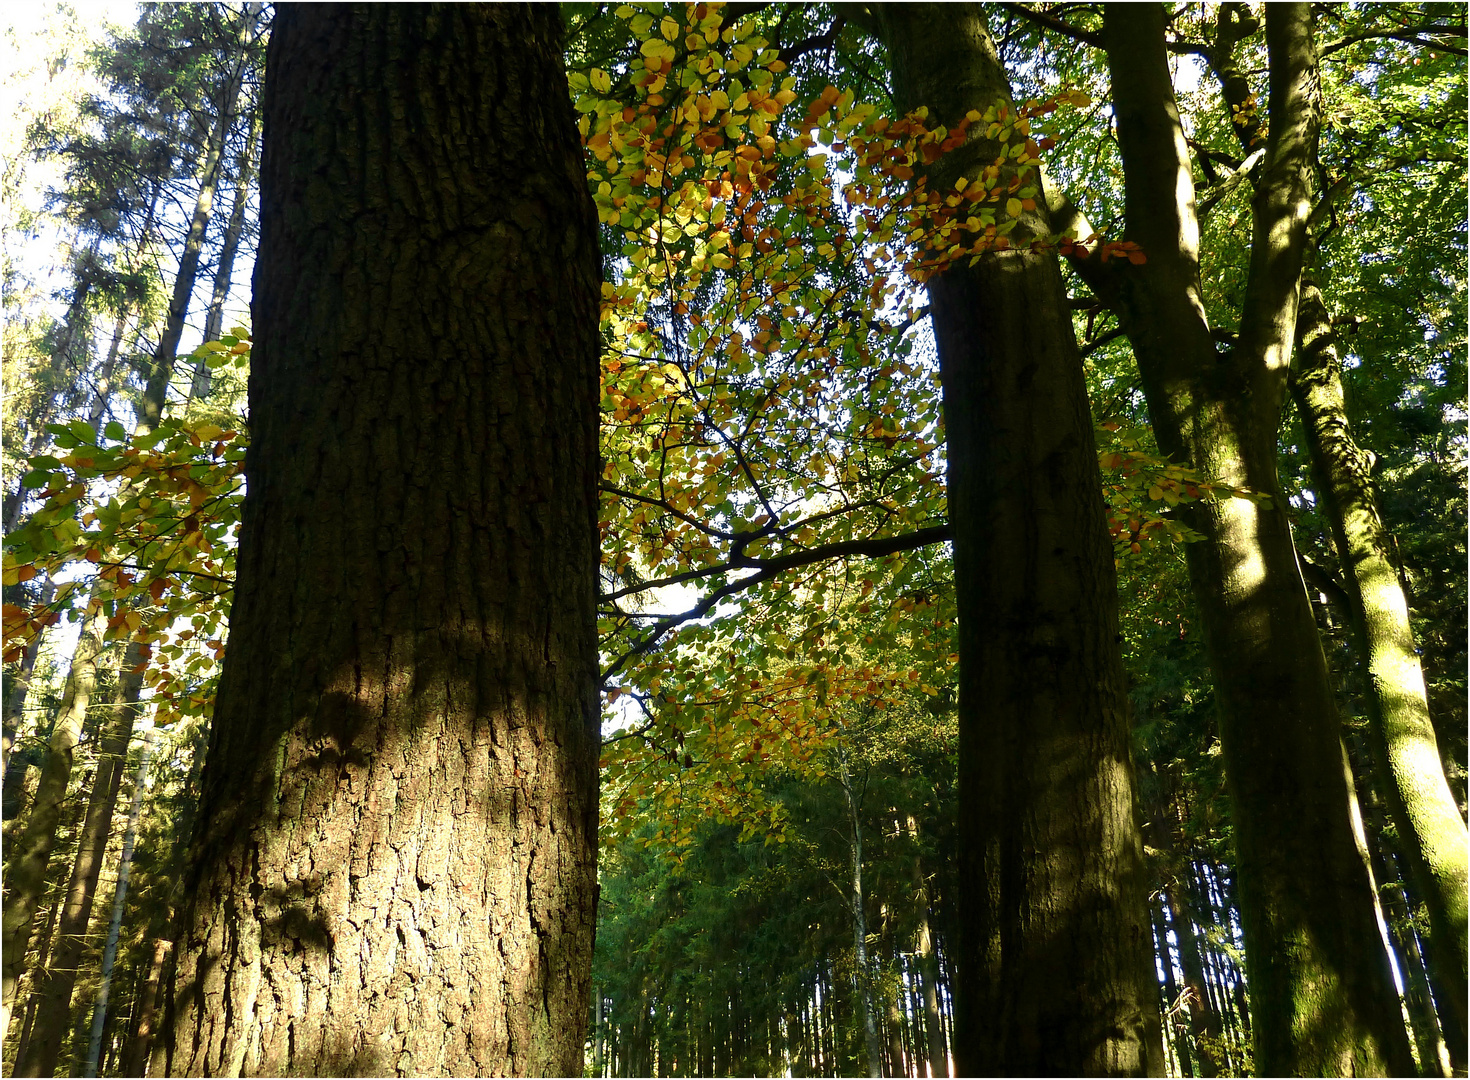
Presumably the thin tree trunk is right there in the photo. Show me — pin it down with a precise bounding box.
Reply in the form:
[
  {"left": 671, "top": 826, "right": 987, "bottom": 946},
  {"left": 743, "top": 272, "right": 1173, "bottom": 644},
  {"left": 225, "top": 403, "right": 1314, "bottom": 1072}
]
[
  {"left": 16, "top": 666, "right": 143, "bottom": 1076},
  {"left": 164, "top": 7, "right": 601, "bottom": 1075},
  {"left": 86, "top": 309, "right": 133, "bottom": 430},
  {"left": 839, "top": 753, "right": 883, "bottom": 1078},
  {"left": 1289, "top": 277, "right": 1469, "bottom": 1067},
  {"left": 3, "top": 578, "right": 56, "bottom": 775},
  {"left": 82, "top": 726, "right": 155, "bottom": 1077},
  {"left": 142, "top": 4, "right": 260, "bottom": 430},
  {"left": 905, "top": 816, "right": 948, "bottom": 1079},
  {"left": 191, "top": 107, "right": 262, "bottom": 403},
  {"left": 877, "top": 5, "right": 1162, "bottom": 1074},
  {"left": 122, "top": 937, "right": 170, "bottom": 1078},
  {"left": 1163, "top": 879, "right": 1221, "bottom": 1077},
  {"left": 1152, "top": 900, "right": 1192, "bottom": 1077},
  {"left": 1077, "top": 6, "right": 1415, "bottom": 1072},
  {"left": 1, "top": 605, "right": 109, "bottom": 1044}
]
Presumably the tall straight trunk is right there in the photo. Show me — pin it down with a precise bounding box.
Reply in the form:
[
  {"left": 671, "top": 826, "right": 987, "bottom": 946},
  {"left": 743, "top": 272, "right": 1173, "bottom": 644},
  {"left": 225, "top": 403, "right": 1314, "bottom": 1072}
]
[
  {"left": 4, "top": 238, "right": 100, "bottom": 534},
  {"left": 121, "top": 937, "right": 170, "bottom": 1078},
  {"left": 164, "top": 7, "right": 601, "bottom": 1075},
  {"left": 142, "top": 4, "right": 260, "bottom": 429},
  {"left": 1289, "top": 277, "right": 1469, "bottom": 1065},
  {"left": 1163, "top": 880, "right": 1221, "bottom": 1077},
  {"left": 3, "top": 578, "right": 56, "bottom": 774},
  {"left": 81, "top": 727, "right": 155, "bottom": 1077},
  {"left": 838, "top": 754, "right": 883, "bottom": 1078},
  {"left": 8, "top": 813, "right": 77, "bottom": 1073},
  {"left": 1355, "top": 744, "right": 1451, "bottom": 1077},
  {"left": 1082, "top": 5, "right": 1415, "bottom": 1073},
  {"left": 191, "top": 108, "right": 263, "bottom": 403},
  {"left": 1151, "top": 901, "right": 1192, "bottom": 1077},
  {"left": 1, "top": 605, "right": 109, "bottom": 1044},
  {"left": 85, "top": 309, "right": 131, "bottom": 429},
  {"left": 877, "top": 5, "right": 1161, "bottom": 1074},
  {"left": 905, "top": 816, "right": 948, "bottom": 1079},
  {"left": 17, "top": 666, "right": 143, "bottom": 1076}
]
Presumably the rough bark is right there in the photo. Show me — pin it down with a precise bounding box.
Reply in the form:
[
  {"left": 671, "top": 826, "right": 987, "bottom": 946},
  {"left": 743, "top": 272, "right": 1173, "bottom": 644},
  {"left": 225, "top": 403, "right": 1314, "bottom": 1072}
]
[
  {"left": 877, "top": 5, "right": 1162, "bottom": 1075},
  {"left": 165, "top": 6, "right": 602, "bottom": 1076},
  {"left": 1289, "top": 277, "right": 1470, "bottom": 1066},
  {"left": 1089, "top": 5, "right": 1416, "bottom": 1074},
  {"left": 1, "top": 605, "right": 109, "bottom": 1045},
  {"left": 16, "top": 666, "right": 143, "bottom": 1077}
]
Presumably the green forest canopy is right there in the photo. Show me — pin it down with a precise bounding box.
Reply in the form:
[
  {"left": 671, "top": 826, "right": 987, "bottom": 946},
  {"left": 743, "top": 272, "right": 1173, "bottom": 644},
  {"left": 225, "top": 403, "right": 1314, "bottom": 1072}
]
[{"left": 0, "top": 3, "right": 1464, "bottom": 1077}]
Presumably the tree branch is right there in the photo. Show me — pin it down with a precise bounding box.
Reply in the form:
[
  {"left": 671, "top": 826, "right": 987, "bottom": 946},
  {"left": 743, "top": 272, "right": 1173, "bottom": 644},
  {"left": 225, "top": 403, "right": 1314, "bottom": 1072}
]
[{"left": 600, "top": 525, "right": 951, "bottom": 683}]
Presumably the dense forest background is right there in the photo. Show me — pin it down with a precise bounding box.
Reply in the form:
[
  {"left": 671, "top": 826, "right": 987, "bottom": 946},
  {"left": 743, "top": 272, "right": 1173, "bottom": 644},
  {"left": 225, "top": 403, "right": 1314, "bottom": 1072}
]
[{"left": 0, "top": 3, "right": 1464, "bottom": 1077}]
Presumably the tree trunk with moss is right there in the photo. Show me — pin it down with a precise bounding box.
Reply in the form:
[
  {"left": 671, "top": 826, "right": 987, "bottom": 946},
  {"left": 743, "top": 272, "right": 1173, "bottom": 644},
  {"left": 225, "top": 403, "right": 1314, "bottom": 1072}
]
[
  {"left": 878, "top": 5, "right": 1162, "bottom": 1075},
  {"left": 164, "top": 6, "right": 602, "bottom": 1076},
  {"left": 1075, "top": 5, "right": 1415, "bottom": 1073},
  {"left": 1289, "top": 276, "right": 1469, "bottom": 1069}
]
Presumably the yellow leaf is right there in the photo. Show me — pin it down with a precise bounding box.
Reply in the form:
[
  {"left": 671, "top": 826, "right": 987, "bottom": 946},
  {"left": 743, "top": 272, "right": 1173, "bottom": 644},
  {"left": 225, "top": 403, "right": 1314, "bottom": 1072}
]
[
  {"left": 660, "top": 16, "right": 679, "bottom": 40},
  {"left": 590, "top": 68, "right": 611, "bottom": 94},
  {"left": 1006, "top": 197, "right": 1023, "bottom": 218}
]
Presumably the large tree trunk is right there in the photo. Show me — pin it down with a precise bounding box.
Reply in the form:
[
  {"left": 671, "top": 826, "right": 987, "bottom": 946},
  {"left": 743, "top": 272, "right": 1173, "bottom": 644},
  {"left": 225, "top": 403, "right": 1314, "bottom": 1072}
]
[
  {"left": 877, "top": 5, "right": 1162, "bottom": 1075},
  {"left": 1089, "top": 5, "right": 1415, "bottom": 1073},
  {"left": 16, "top": 666, "right": 143, "bottom": 1077},
  {"left": 1289, "top": 277, "right": 1469, "bottom": 1066},
  {"left": 142, "top": 3, "right": 260, "bottom": 429},
  {"left": 1, "top": 605, "right": 109, "bottom": 1045},
  {"left": 164, "top": 6, "right": 602, "bottom": 1076}
]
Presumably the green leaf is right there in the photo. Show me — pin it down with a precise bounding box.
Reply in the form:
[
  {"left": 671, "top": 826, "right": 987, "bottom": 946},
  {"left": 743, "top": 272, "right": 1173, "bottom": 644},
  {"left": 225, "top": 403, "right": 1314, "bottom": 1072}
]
[
  {"left": 104, "top": 421, "right": 127, "bottom": 441},
  {"left": 20, "top": 470, "right": 50, "bottom": 489}
]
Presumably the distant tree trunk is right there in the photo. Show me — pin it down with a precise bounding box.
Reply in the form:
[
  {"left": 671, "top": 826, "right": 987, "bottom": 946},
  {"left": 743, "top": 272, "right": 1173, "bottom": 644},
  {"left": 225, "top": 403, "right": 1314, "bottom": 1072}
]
[
  {"left": 1079, "top": 6, "right": 1416, "bottom": 1073},
  {"left": 905, "top": 816, "right": 948, "bottom": 1079},
  {"left": 877, "top": 6, "right": 1162, "bottom": 1075},
  {"left": 16, "top": 664, "right": 142, "bottom": 1077},
  {"left": 142, "top": 4, "right": 260, "bottom": 429},
  {"left": 1289, "top": 276, "right": 1469, "bottom": 1068},
  {"left": 837, "top": 753, "right": 883, "bottom": 1078},
  {"left": 2, "top": 577, "right": 56, "bottom": 775},
  {"left": 164, "top": 6, "right": 601, "bottom": 1076},
  {"left": 122, "top": 937, "right": 170, "bottom": 1077},
  {"left": 1163, "top": 880, "right": 1221, "bottom": 1077},
  {"left": 1, "top": 605, "right": 109, "bottom": 1045},
  {"left": 191, "top": 107, "right": 262, "bottom": 404},
  {"left": 81, "top": 727, "right": 155, "bottom": 1077},
  {"left": 1150, "top": 901, "right": 1190, "bottom": 1077},
  {"left": 86, "top": 309, "right": 133, "bottom": 430}
]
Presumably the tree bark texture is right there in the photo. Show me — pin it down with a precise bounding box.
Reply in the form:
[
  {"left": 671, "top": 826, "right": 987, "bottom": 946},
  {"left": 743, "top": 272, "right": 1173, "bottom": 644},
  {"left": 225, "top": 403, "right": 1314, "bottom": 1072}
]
[
  {"left": 1289, "top": 277, "right": 1469, "bottom": 1063},
  {"left": 165, "top": 6, "right": 602, "bottom": 1076},
  {"left": 1, "top": 605, "right": 109, "bottom": 1046},
  {"left": 1094, "top": 5, "right": 1415, "bottom": 1074},
  {"left": 16, "top": 666, "right": 142, "bottom": 1077},
  {"left": 879, "top": 5, "right": 1163, "bottom": 1076}
]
